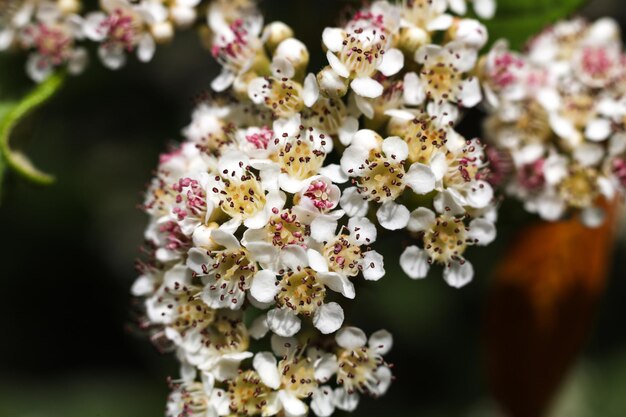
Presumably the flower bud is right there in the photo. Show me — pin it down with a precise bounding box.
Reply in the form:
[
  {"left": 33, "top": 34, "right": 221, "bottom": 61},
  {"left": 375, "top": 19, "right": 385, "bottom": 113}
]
[
  {"left": 151, "top": 21, "right": 174, "bottom": 43},
  {"left": 317, "top": 66, "right": 349, "bottom": 98},
  {"left": 262, "top": 21, "right": 294, "bottom": 55},
  {"left": 397, "top": 27, "right": 429, "bottom": 56},
  {"left": 274, "top": 38, "right": 309, "bottom": 79},
  {"left": 58, "top": 0, "right": 80, "bottom": 14}
]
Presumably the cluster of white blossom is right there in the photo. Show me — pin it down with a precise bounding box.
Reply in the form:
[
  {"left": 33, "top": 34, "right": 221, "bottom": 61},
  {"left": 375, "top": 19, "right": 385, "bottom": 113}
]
[
  {"left": 480, "top": 17, "right": 626, "bottom": 227},
  {"left": 130, "top": 0, "right": 498, "bottom": 416},
  {"left": 0, "top": 0, "right": 255, "bottom": 80}
]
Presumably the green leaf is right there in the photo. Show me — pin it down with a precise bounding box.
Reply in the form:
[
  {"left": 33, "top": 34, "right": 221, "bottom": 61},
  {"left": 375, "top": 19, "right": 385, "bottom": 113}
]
[
  {"left": 484, "top": 0, "right": 587, "bottom": 50},
  {"left": 0, "top": 71, "right": 66, "bottom": 187}
]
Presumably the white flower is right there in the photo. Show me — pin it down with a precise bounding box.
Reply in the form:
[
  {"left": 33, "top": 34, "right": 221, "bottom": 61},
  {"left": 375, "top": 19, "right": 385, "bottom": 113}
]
[
  {"left": 333, "top": 327, "right": 393, "bottom": 410},
  {"left": 166, "top": 373, "right": 229, "bottom": 417},
  {"left": 309, "top": 216, "right": 385, "bottom": 281},
  {"left": 209, "top": 9, "right": 263, "bottom": 92},
  {"left": 340, "top": 130, "right": 436, "bottom": 230},
  {"left": 415, "top": 41, "right": 481, "bottom": 107},
  {"left": 206, "top": 150, "right": 285, "bottom": 230},
  {"left": 251, "top": 336, "right": 336, "bottom": 417},
  {"left": 400, "top": 207, "right": 496, "bottom": 287},
  {"left": 250, "top": 246, "right": 349, "bottom": 337},
  {"left": 322, "top": 3, "right": 403, "bottom": 98},
  {"left": 84, "top": 0, "right": 158, "bottom": 69}
]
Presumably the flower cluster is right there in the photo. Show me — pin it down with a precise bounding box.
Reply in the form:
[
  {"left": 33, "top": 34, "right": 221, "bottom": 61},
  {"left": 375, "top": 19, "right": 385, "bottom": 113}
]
[
  {"left": 480, "top": 18, "right": 626, "bottom": 226},
  {"left": 0, "top": 0, "right": 256, "bottom": 80},
  {"left": 132, "top": 1, "right": 498, "bottom": 416}
]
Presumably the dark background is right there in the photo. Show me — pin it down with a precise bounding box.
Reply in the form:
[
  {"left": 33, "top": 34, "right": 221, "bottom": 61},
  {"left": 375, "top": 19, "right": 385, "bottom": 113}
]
[{"left": 1, "top": 0, "right": 626, "bottom": 416}]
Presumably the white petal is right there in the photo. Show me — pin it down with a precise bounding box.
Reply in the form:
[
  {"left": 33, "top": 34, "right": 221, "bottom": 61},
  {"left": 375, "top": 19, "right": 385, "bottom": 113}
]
[
  {"left": 426, "top": 14, "right": 453, "bottom": 31},
  {"left": 137, "top": 33, "right": 156, "bottom": 62},
  {"left": 311, "top": 215, "right": 339, "bottom": 243},
  {"left": 368, "top": 330, "right": 393, "bottom": 355},
  {"left": 303, "top": 73, "right": 320, "bottom": 107},
  {"left": 280, "top": 245, "right": 309, "bottom": 269},
  {"left": 333, "top": 388, "right": 359, "bottom": 411},
  {"left": 319, "top": 272, "right": 355, "bottom": 299},
  {"left": 535, "top": 194, "right": 565, "bottom": 221},
  {"left": 326, "top": 51, "right": 350, "bottom": 78},
  {"left": 271, "top": 56, "right": 295, "bottom": 78},
  {"left": 313, "top": 302, "right": 344, "bottom": 334},
  {"left": 340, "top": 187, "right": 369, "bottom": 218},
  {"left": 467, "top": 218, "right": 496, "bottom": 246},
  {"left": 348, "top": 216, "right": 377, "bottom": 244},
  {"left": 322, "top": 27, "right": 345, "bottom": 52},
  {"left": 585, "top": 118, "right": 612, "bottom": 142},
  {"left": 405, "top": 163, "right": 436, "bottom": 194},
  {"left": 250, "top": 270, "right": 279, "bottom": 303},
  {"left": 443, "top": 260, "right": 474, "bottom": 288},
  {"left": 376, "top": 201, "right": 410, "bottom": 230},
  {"left": 311, "top": 387, "right": 335, "bottom": 417},
  {"left": 400, "top": 246, "right": 430, "bottom": 279},
  {"left": 463, "top": 180, "right": 494, "bottom": 208},
  {"left": 210, "top": 228, "right": 241, "bottom": 249},
  {"left": 371, "top": 366, "right": 393, "bottom": 395},
  {"left": 350, "top": 77, "right": 384, "bottom": 98},
  {"left": 253, "top": 352, "right": 281, "bottom": 389},
  {"left": 267, "top": 308, "right": 302, "bottom": 337},
  {"left": 580, "top": 206, "right": 605, "bottom": 228},
  {"left": 382, "top": 136, "right": 409, "bottom": 161},
  {"left": 378, "top": 48, "right": 404, "bottom": 77},
  {"left": 574, "top": 143, "right": 604, "bottom": 167},
  {"left": 354, "top": 94, "right": 375, "bottom": 119},
  {"left": 459, "top": 77, "right": 482, "bottom": 108},
  {"left": 271, "top": 334, "right": 298, "bottom": 357},
  {"left": 319, "top": 164, "right": 349, "bottom": 183},
  {"left": 248, "top": 77, "right": 268, "bottom": 104},
  {"left": 308, "top": 249, "right": 329, "bottom": 273},
  {"left": 362, "top": 251, "right": 385, "bottom": 281},
  {"left": 250, "top": 314, "right": 270, "bottom": 339},
  {"left": 314, "top": 356, "right": 338, "bottom": 383},
  {"left": 338, "top": 117, "right": 359, "bottom": 146},
  {"left": 408, "top": 207, "right": 436, "bottom": 232},
  {"left": 335, "top": 326, "right": 367, "bottom": 349},
  {"left": 403, "top": 72, "right": 425, "bottom": 105},
  {"left": 473, "top": 0, "right": 496, "bottom": 18},
  {"left": 279, "top": 391, "right": 308, "bottom": 416}
]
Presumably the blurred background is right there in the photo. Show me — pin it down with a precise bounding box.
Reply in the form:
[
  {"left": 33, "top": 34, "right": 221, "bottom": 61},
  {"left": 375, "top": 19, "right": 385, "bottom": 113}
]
[{"left": 1, "top": 0, "right": 626, "bottom": 416}]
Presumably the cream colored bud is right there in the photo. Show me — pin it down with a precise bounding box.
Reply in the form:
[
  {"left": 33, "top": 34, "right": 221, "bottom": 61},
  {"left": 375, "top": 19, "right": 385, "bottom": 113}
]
[
  {"left": 232, "top": 72, "right": 259, "bottom": 101},
  {"left": 262, "top": 21, "right": 294, "bottom": 54},
  {"left": 317, "top": 66, "right": 349, "bottom": 98},
  {"left": 151, "top": 21, "right": 174, "bottom": 43},
  {"left": 274, "top": 38, "right": 309, "bottom": 78},
  {"left": 58, "top": 0, "right": 80, "bottom": 14},
  {"left": 398, "top": 27, "right": 429, "bottom": 55}
]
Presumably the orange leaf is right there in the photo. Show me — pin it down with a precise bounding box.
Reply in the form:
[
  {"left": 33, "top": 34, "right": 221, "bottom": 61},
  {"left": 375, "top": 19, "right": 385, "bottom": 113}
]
[{"left": 484, "top": 199, "right": 620, "bottom": 417}]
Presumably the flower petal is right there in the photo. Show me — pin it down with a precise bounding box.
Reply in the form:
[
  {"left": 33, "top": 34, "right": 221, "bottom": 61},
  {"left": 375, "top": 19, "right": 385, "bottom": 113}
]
[
  {"left": 250, "top": 270, "right": 279, "bottom": 303},
  {"left": 253, "top": 352, "right": 280, "bottom": 389},
  {"left": 267, "top": 308, "right": 302, "bottom": 337},
  {"left": 443, "top": 260, "right": 474, "bottom": 288},
  {"left": 376, "top": 201, "right": 410, "bottom": 230},
  {"left": 350, "top": 77, "right": 384, "bottom": 98},
  {"left": 313, "top": 302, "right": 344, "bottom": 334},
  {"left": 335, "top": 326, "right": 367, "bottom": 349},
  {"left": 400, "top": 245, "right": 430, "bottom": 279},
  {"left": 368, "top": 330, "right": 393, "bottom": 355}
]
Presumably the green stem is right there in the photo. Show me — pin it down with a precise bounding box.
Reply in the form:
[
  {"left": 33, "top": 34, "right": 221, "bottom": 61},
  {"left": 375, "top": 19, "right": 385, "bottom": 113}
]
[{"left": 0, "top": 71, "right": 67, "bottom": 186}]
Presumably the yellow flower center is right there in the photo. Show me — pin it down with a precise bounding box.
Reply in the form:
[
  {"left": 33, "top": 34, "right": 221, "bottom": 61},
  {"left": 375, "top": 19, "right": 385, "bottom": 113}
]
[{"left": 276, "top": 268, "right": 326, "bottom": 316}]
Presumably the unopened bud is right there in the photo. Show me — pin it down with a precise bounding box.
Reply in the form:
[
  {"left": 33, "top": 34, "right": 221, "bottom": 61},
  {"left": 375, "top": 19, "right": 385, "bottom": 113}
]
[
  {"left": 151, "top": 21, "right": 174, "bottom": 43},
  {"left": 317, "top": 66, "right": 349, "bottom": 98},
  {"left": 263, "top": 21, "right": 294, "bottom": 54},
  {"left": 397, "top": 27, "right": 429, "bottom": 55},
  {"left": 274, "top": 38, "right": 309, "bottom": 79}
]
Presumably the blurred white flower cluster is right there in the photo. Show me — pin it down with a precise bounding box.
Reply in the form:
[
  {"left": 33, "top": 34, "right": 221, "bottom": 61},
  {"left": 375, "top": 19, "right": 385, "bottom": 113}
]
[
  {"left": 480, "top": 18, "right": 626, "bottom": 227},
  {"left": 130, "top": 0, "right": 497, "bottom": 416},
  {"left": 0, "top": 0, "right": 255, "bottom": 80}
]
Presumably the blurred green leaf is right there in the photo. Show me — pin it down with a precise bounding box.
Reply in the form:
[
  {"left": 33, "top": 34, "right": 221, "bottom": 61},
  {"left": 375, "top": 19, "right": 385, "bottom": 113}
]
[
  {"left": 0, "top": 71, "right": 66, "bottom": 190},
  {"left": 484, "top": 0, "right": 587, "bottom": 50}
]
